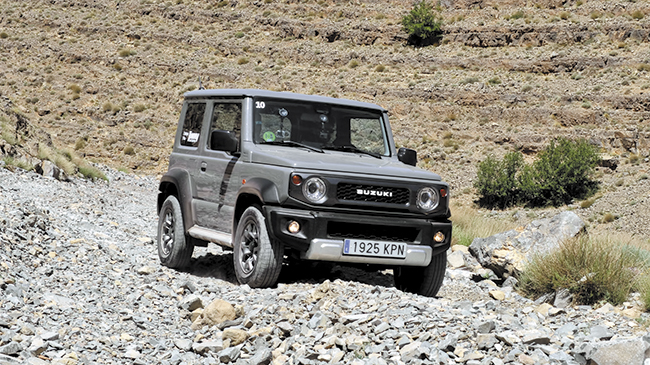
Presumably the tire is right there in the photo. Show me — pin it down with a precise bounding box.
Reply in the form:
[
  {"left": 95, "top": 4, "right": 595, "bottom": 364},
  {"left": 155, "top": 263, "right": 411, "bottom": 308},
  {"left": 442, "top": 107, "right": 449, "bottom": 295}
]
[
  {"left": 157, "top": 195, "right": 194, "bottom": 269},
  {"left": 233, "top": 206, "right": 284, "bottom": 288},
  {"left": 394, "top": 251, "right": 447, "bottom": 297}
]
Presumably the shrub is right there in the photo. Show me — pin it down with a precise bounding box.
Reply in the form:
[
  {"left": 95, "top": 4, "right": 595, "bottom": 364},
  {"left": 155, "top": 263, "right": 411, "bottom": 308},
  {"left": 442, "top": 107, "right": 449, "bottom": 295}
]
[
  {"left": 509, "top": 10, "right": 525, "bottom": 20},
  {"left": 102, "top": 102, "right": 113, "bottom": 113},
  {"left": 68, "top": 84, "right": 82, "bottom": 93},
  {"left": 348, "top": 59, "right": 359, "bottom": 68},
  {"left": 475, "top": 138, "right": 600, "bottom": 208},
  {"left": 631, "top": 10, "right": 644, "bottom": 20},
  {"left": 401, "top": 0, "right": 443, "bottom": 46},
  {"left": 519, "top": 236, "right": 646, "bottom": 306},
  {"left": 78, "top": 164, "right": 107, "bottom": 181},
  {"left": 237, "top": 57, "right": 249, "bottom": 65},
  {"left": 0, "top": 32, "right": 9, "bottom": 39},
  {"left": 460, "top": 77, "right": 479, "bottom": 85},
  {"left": 113, "top": 63, "right": 123, "bottom": 71},
  {"left": 638, "top": 63, "right": 650, "bottom": 72},
  {"left": 118, "top": 49, "right": 134, "bottom": 57},
  {"left": 521, "top": 138, "right": 600, "bottom": 206},
  {"left": 474, "top": 152, "right": 524, "bottom": 209},
  {"left": 374, "top": 64, "right": 386, "bottom": 72},
  {"left": 133, "top": 104, "right": 146, "bottom": 113},
  {"left": 123, "top": 146, "right": 135, "bottom": 155},
  {"left": 488, "top": 77, "right": 501, "bottom": 85},
  {"left": 75, "top": 137, "right": 86, "bottom": 150}
]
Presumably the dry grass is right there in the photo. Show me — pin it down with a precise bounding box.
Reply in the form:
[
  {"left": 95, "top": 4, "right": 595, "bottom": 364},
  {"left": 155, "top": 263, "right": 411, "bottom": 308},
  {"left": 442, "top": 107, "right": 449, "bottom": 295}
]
[
  {"left": 519, "top": 234, "right": 650, "bottom": 306},
  {"left": 450, "top": 204, "right": 516, "bottom": 246}
]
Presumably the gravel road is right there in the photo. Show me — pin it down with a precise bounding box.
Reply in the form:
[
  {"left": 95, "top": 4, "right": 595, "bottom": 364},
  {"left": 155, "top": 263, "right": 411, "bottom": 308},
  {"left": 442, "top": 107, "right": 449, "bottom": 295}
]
[{"left": 1, "top": 166, "right": 649, "bottom": 365}]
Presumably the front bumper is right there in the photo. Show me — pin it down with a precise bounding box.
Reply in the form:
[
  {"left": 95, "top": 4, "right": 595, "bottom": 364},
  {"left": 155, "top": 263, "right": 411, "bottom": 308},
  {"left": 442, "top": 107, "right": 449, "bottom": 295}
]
[{"left": 263, "top": 206, "right": 452, "bottom": 267}]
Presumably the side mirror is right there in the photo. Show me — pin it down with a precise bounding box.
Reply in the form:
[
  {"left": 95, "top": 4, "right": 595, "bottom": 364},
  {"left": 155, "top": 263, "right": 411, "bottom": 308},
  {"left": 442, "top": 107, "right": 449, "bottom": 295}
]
[
  {"left": 398, "top": 147, "right": 417, "bottom": 166},
  {"left": 210, "top": 130, "right": 238, "bottom": 153}
]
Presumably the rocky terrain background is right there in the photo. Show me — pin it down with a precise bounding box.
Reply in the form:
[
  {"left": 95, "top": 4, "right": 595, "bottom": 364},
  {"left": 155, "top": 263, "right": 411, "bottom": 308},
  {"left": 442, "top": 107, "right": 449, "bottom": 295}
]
[
  {"left": 3, "top": 0, "right": 650, "bottom": 363},
  {"left": 1, "top": 166, "right": 650, "bottom": 365},
  {"left": 1, "top": 0, "right": 650, "bottom": 237}
]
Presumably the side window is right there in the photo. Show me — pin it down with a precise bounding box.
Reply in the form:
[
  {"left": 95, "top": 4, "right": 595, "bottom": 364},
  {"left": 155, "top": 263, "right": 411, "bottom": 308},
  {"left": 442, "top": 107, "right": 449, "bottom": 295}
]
[
  {"left": 208, "top": 102, "right": 242, "bottom": 149},
  {"left": 180, "top": 103, "right": 205, "bottom": 147}
]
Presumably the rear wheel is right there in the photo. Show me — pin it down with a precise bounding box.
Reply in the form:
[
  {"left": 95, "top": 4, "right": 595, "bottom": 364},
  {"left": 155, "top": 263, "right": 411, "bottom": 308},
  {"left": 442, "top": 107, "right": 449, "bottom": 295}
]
[
  {"left": 157, "top": 195, "right": 194, "bottom": 269},
  {"left": 233, "top": 206, "right": 284, "bottom": 288},
  {"left": 394, "top": 251, "right": 447, "bottom": 297}
]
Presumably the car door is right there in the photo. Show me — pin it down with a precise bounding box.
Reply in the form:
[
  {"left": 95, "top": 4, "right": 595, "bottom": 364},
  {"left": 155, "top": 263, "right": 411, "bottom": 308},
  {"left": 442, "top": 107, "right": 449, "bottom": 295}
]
[{"left": 193, "top": 100, "right": 243, "bottom": 233}]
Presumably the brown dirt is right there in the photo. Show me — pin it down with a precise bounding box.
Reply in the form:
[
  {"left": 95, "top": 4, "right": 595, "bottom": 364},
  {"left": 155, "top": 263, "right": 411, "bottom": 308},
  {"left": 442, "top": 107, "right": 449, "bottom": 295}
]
[{"left": 1, "top": 0, "right": 649, "bottom": 238}]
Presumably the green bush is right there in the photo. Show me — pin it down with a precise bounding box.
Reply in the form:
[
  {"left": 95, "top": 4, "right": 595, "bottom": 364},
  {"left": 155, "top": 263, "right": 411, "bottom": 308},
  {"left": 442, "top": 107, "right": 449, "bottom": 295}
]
[
  {"left": 401, "top": 0, "right": 443, "bottom": 46},
  {"left": 475, "top": 138, "right": 600, "bottom": 208},
  {"left": 474, "top": 152, "right": 523, "bottom": 209}
]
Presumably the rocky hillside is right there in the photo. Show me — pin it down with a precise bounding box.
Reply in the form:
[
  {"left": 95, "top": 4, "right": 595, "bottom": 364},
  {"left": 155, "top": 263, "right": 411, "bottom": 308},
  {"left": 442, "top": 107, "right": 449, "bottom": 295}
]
[
  {"left": 1, "top": 166, "right": 650, "bottom": 364},
  {"left": 1, "top": 0, "right": 650, "bottom": 237}
]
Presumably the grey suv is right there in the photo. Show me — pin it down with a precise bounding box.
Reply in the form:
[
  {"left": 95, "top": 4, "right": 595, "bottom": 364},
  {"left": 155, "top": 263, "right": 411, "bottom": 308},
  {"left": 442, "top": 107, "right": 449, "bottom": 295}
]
[{"left": 156, "top": 89, "right": 452, "bottom": 297}]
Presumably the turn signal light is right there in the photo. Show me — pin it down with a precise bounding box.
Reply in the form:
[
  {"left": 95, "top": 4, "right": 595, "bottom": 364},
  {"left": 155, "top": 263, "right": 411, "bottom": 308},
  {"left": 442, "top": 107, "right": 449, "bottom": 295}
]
[
  {"left": 433, "top": 231, "right": 445, "bottom": 243},
  {"left": 291, "top": 175, "right": 303, "bottom": 185},
  {"left": 440, "top": 188, "right": 447, "bottom": 198}
]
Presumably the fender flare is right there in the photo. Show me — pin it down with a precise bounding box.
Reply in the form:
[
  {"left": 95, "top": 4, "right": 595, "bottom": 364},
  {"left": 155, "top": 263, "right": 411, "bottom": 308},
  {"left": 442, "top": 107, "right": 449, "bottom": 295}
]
[
  {"left": 236, "top": 177, "right": 281, "bottom": 206},
  {"left": 157, "top": 168, "right": 195, "bottom": 234}
]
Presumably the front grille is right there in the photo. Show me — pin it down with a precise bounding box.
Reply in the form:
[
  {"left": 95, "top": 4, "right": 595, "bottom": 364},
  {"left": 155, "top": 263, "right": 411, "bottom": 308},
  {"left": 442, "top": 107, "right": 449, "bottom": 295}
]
[
  {"left": 328, "top": 221, "right": 419, "bottom": 243},
  {"left": 337, "top": 183, "right": 410, "bottom": 205}
]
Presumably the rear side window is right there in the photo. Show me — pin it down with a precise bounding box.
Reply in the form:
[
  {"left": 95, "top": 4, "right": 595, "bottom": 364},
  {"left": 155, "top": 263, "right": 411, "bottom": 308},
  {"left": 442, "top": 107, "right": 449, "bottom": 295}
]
[
  {"left": 208, "top": 103, "right": 242, "bottom": 149},
  {"left": 180, "top": 103, "right": 205, "bottom": 147}
]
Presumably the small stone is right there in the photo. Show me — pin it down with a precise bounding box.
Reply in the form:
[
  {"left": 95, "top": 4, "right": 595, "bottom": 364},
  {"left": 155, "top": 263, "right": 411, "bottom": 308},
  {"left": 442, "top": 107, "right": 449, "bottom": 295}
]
[
  {"left": 179, "top": 294, "right": 204, "bottom": 312},
  {"left": 534, "top": 303, "right": 553, "bottom": 316},
  {"left": 192, "top": 299, "right": 237, "bottom": 330},
  {"left": 223, "top": 328, "right": 248, "bottom": 346},
  {"left": 590, "top": 325, "right": 614, "bottom": 341},
  {"left": 192, "top": 339, "right": 224, "bottom": 354},
  {"left": 174, "top": 338, "right": 192, "bottom": 351},
  {"left": 277, "top": 321, "right": 293, "bottom": 336},
  {"left": 248, "top": 348, "right": 272, "bottom": 365},
  {"left": 447, "top": 250, "right": 465, "bottom": 268},
  {"left": 136, "top": 266, "right": 156, "bottom": 274},
  {"left": 27, "top": 337, "right": 47, "bottom": 356},
  {"left": 0, "top": 341, "right": 22, "bottom": 355},
  {"left": 218, "top": 346, "right": 241, "bottom": 363},
  {"left": 489, "top": 290, "right": 506, "bottom": 301},
  {"left": 477, "top": 321, "right": 495, "bottom": 334}
]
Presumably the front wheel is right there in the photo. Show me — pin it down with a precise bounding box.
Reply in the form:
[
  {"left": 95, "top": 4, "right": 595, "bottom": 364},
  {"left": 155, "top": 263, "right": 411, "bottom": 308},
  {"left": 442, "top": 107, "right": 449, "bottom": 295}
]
[
  {"left": 394, "top": 251, "right": 447, "bottom": 297},
  {"left": 157, "top": 195, "right": 194, "bottom": 269},
  {"left": 233, "top": 206, "right": 284, "bottom": 288}
]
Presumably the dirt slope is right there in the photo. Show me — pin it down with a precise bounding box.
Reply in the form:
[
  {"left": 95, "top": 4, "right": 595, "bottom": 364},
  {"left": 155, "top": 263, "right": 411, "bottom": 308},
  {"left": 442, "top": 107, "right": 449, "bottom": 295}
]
[{"left": 1, "top": 0, "right": 649, "bottom": 237}]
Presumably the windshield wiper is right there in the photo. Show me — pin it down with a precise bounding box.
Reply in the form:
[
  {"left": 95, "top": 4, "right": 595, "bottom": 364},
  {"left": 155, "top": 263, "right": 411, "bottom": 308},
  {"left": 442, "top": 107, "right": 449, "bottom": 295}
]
[
  {"left": 262, "top": 140, "right": 324, "bottom": 153},
  {"left": 322, "top": 144, "right": 382, "bottom": 159}
]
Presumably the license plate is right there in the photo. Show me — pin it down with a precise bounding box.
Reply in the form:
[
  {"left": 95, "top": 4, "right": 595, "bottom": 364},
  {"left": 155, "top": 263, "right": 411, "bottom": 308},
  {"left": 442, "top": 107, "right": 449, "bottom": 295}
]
[{"left": 343, "top": 239, "right": 407, "bottom": 259}]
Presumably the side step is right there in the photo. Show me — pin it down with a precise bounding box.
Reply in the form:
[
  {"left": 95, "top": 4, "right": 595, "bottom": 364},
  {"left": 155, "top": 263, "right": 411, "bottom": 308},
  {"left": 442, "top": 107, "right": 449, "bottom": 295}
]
[{"left": 188, "top": 226, "right": 232, "bottom": 248}]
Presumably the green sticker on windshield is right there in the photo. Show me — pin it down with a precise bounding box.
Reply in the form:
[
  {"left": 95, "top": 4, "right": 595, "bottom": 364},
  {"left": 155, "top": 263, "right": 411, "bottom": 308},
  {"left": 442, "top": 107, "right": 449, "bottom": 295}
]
[{"left": 263, "top": 131, "right": 276, "bottom": 142}]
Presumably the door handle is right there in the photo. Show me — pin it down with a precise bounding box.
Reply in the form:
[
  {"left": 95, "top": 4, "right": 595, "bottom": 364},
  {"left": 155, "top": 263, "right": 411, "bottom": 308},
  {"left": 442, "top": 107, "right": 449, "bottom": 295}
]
[{"left": 200, "top": 162, "right": 207, "bottom": 172}]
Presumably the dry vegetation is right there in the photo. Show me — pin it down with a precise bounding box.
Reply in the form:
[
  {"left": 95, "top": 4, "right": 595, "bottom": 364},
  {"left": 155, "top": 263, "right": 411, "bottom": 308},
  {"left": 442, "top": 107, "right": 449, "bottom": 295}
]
[{"left": 1, "top": 0, "right": 650, "bottom": 239}]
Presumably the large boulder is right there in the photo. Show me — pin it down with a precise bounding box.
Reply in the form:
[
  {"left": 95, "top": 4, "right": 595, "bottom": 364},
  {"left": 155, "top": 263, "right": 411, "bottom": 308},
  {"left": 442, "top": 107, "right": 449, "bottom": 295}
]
[{"left": 468, "top": 211, "right": 585, "bottom": 278}]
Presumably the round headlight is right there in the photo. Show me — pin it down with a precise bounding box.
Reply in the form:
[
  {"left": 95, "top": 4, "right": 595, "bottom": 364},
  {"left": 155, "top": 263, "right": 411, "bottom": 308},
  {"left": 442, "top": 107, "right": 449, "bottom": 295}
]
[
  {"left": 417, "top": 187, "right": 439, "bottom": 212},
  {"left": 302, "top": 177, "right": 327, "bottom": 204}
]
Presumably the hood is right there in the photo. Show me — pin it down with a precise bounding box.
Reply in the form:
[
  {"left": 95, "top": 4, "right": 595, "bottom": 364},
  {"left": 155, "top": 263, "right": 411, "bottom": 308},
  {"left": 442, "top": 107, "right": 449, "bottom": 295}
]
[{"left": 248, "top": 144, "right": 442, "bottom": 182}]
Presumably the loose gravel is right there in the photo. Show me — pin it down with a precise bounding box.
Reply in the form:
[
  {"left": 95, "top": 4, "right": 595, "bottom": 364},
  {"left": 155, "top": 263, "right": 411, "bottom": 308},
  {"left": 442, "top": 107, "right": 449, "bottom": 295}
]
[{"left": 1, "top": 166, "right": 649, "bottom": 365}]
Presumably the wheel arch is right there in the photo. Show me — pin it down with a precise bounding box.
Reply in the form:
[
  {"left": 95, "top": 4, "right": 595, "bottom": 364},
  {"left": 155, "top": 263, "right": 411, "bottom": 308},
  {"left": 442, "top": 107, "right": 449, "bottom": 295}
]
[
  {"left": 157, "top": 169, "right": 195, "bottom": 233},
  {"left": 233, "top": 177, "right": 280, "bottom": 231}
]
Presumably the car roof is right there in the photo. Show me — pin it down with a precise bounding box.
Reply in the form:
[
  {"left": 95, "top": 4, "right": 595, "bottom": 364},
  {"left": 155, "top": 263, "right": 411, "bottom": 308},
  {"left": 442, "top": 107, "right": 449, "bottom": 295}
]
[{"left": 183, "top": 89, "right": 387, "bottom": 112}]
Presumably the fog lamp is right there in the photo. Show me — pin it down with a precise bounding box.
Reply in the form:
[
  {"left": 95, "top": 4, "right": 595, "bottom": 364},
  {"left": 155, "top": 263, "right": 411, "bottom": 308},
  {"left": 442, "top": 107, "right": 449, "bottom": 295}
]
[
  {"left": 287, "top": 220, "right": 301, "bottom": 234},
  {"left": 433, "top": 231, "right": 445, "bottom": 243}
]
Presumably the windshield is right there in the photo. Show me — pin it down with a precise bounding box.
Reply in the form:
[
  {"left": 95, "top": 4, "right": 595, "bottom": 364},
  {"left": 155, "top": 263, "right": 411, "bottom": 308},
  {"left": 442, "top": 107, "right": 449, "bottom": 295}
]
[{"left": 253, "top": 98, "right": 390, "bottom": 156}]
